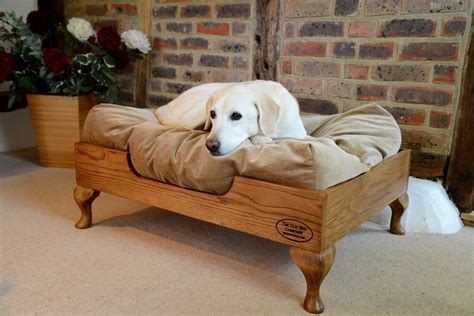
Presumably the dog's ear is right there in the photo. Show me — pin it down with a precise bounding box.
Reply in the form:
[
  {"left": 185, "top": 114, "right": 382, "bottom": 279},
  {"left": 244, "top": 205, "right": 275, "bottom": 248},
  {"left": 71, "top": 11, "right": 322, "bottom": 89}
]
[
  {"left": 254, "top": 93, "right": 281, "bottom": 137},
  {"left": 204, "top": 96, "right": 214, "bottom": 131}
]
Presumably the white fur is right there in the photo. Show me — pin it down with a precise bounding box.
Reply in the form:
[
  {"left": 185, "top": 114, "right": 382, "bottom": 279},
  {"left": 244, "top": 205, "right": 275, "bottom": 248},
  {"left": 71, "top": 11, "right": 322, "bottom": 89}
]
[{"left": 155, "top": 80, "right": 307, "bottom": 155}]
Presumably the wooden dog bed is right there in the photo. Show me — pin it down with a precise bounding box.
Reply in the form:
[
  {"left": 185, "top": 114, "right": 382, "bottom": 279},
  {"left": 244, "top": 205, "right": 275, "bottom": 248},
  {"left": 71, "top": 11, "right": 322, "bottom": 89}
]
[{"left": 74, "top": 142, "right": 410, "bottom": 314}]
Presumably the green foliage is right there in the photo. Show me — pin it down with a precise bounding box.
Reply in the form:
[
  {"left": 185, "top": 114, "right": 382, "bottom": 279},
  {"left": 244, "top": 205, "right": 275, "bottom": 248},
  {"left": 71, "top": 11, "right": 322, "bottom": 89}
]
[{"left": 0, "top": 11, "right": 148, "bottom": 109}]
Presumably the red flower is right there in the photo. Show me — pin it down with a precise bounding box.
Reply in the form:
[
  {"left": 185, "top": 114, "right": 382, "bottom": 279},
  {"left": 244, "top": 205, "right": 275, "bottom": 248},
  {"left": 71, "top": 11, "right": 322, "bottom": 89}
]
[
  {"left": 0, "top": 52, "right": 15, "bottom": 84},
  {"left": 97, "top": 27, "right": 121, "bottom": 50},
  {"left": 109, "top": 50, "right": 129, "bottom": 70},
  {"left": 26, "top": 10, "right": 50, "bottom": 35},
  {"left": 43, "top": 48, "right": 70, "bottom": 73}
]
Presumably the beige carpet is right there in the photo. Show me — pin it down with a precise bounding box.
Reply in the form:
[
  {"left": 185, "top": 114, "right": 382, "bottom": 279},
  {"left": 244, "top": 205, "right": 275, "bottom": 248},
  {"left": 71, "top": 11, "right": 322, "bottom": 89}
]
[{"left": 1, "top": 154, "right": 473, "bottom": 315}]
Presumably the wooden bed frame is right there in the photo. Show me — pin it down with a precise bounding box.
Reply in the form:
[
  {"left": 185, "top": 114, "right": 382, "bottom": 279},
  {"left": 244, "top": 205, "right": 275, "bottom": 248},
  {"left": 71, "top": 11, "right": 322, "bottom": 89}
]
[{"left": 74, "top": 142, "right": 410, "bottom": 314}]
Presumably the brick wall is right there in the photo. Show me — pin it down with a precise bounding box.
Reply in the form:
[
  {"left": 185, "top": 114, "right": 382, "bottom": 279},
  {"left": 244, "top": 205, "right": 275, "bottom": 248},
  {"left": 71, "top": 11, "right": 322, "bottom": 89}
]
[
  {"left": 63, "top": 0, "right": 472, "bottom": 173},
  {"left": 279, "top": 0, "right": 471, "bottom": 158},
  {"left": 149, "top": 0, "right": 254, "bottom": 106}
]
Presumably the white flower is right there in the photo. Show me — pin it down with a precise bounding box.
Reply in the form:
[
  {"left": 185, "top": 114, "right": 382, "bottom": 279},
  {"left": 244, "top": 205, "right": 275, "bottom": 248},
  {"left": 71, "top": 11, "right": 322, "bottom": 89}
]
[
  {"left": 120, "top": 30, "right": 151, "bottom": 54},
  {"left": 67, "top": 17, "right": 95, "bottom": 43}
]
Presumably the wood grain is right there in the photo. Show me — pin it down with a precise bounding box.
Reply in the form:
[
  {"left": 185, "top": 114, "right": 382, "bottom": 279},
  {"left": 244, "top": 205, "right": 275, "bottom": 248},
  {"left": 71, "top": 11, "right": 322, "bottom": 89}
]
[
  {"left": 135, "top": 0, "right": 152, "bottom": 107},
  {"left": 254, "top": 0, "right": 280, "bottom": 80},
  {"left": 445, "top": 32, "right": 474, "bottom": 213},
  {"left": 74, "top": 185, "right": 100, "bottom": 229},
  {"left": 75, "top": 143, "right": 410, "bottom": 255},
  {"left": 290, "top": 246, "right": 336, "bottom": 314},
  {"left": 389, "top": 192, "right": 408, "bottom": 235},
  {"left": 75, "top": 143, "right": 325, "bottom": 252},
  {"left": 322, "top": 150, "right": 411, "bottom": 250},
  {"left": 27, "top": 94, "right": 97, "bottom": 168}
]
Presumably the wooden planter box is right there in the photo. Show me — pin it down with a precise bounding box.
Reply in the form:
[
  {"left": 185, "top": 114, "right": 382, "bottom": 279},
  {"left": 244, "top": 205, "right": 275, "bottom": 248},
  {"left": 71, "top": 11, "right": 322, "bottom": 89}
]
[{"left": 27, "top": 94, "right": 97, "bottom": 168}]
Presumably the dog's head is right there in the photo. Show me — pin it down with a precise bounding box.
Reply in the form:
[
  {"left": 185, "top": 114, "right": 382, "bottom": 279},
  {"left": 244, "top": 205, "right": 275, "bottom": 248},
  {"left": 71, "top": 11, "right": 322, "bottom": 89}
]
[{"left": 204, "top": 85, "right": 281, "bottom": 156}]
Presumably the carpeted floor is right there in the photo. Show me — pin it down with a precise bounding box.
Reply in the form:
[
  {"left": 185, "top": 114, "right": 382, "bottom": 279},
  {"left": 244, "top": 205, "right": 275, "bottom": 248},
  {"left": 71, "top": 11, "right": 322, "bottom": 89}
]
[{"left": 1, "top": 149, "right": 473, "bottom": 315}]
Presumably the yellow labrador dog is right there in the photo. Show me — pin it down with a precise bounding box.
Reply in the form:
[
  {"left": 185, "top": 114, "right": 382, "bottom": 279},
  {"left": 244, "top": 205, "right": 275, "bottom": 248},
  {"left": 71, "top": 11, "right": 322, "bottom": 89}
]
[{"left": 155, "top": 80, "right": 307, "bottom": 156}]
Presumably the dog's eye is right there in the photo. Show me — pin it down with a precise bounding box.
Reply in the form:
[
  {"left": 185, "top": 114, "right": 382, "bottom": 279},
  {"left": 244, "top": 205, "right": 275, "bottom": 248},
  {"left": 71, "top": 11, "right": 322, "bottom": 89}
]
[
  {"left": 210, "top": 110, "right": 216, "bottom": 119},
  {"left": 230, "top": 112, "right": 242, "bottom": 121}
]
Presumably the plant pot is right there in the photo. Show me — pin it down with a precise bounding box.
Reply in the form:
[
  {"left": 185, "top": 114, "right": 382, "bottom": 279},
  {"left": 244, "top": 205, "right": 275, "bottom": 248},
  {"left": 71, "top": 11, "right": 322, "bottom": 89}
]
[{"left": 27, "top": 94, "right": 97, "bottom": 168}]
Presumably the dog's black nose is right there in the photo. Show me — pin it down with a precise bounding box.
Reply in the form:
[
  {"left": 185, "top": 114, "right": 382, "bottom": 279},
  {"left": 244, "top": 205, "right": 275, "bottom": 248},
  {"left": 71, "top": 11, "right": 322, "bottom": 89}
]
[{"left": 206, "top": 139, "right": 220, "bottom": 153}]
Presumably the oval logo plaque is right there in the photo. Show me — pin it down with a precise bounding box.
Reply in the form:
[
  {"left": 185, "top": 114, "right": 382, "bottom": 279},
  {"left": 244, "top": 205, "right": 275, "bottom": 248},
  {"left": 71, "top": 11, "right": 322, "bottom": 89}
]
[{"left": 276, "top": 219, "right": 313, "bottom": 243}]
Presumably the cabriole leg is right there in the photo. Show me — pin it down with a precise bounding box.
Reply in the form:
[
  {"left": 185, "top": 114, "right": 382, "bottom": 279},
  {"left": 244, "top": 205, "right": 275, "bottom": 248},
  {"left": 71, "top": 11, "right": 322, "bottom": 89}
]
[
  {"left": 74, "top": 185, "right": 100, "bottom": 229},
  {"left": 290, "top": 246, "right": 336, "bottom": 314},
  {"left": 389, "top": 192, "right": 408, "bottom": 235}
]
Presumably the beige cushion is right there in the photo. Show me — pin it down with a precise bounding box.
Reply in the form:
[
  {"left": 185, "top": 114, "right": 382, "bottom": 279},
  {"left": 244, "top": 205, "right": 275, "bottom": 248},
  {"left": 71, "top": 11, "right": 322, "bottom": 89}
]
[{"left": 82, "top": 103, "right": 401, "bottom": 194}]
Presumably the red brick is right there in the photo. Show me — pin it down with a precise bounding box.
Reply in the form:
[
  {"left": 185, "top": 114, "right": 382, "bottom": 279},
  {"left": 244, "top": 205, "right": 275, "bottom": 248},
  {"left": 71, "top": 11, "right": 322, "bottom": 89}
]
[
  {"left": 335, "top": 0, "right": 360, "bottom": 16},
  {"left": 384, "top": 107, "right": 426, "bottom": 126},
  {"left": 298, "top": 97, "right": 339, "bottom": 114},
  {"left": 217, "top": 39, "right": 250, "bottom": 53},
  {"left": 166, "top": 22, "right": 192, "bottom": 33},
  {"left": 372, "top": 64, "right": 429, "bottom": 82},
  {"left": 216, "top": 3, "right": 250, "bottom": 18},
  {"left": 433, "top": 65, "right": 457, "bottom": 84},
  {"left": 345, "top": 64, "right": 369, "bottom": 79},
  {"left": 284, "top": 23, "right": 295, "bottom": 37},
  {"left": 393, "top": 87, "right": 454, "bottom": 106},
  {"left": 401, "top": 129, "right": 448, "bottom": 151},
  {"left": 149, "top": 79, "right": 162, "bottom": 92},
  {"left": 181, "top": 5, "right": 211, "bottom": 18},
  {"left": 359, "top": 42, "right": 394, "bottom": 60},
  {"left": 348, "top": 21, "right": 373, "bottom": 37},
  {"left": 233, "top": 56, "right": 248, "bottom": 69},
  {"left": 199, "top": 55, "right": 229, "bottom": 68},
  {"left": 281, "top": 77, "right": 324, "bottom": 95},
  {"left": 283, "top": 41, "right": 327, "bottom": 57},
  {"left": 332, "top": 42, "right": 356, "bottom": 58},
  {"left": 197, "top": 22, "right": 229, "bottom": 36},
  {"left": 153, "top": 37, "right": 177, "bottom": 49},
  {"left": 232, "top": 22, "right": 249, "bottom": 35},
  {"left": 365, "top": 0, "right": 400, "bottom": 16},
  {"left": 401, "top": 0, "right": 467, "bottom": 14},
  {"left": 284, "top": 0, "right": 331, "bottom": 17},
  {"left": 151, "top": 66, "right": 176, "bottom": 79},
  {"left": 180, "top": 38, "right": 209, "bottom": 50},
  {"left": 95, "top": 19, "right": 118, "bottom": 29},
  {"left": 111, "top": 4, "right": 137, "bottom": 15},
  {"left": 356, "top": 84, "right": 388, "bottom": 101},
  {"left": 182, "top": 70, "right": 206, "bottom": 82},
  {"left": 85, "top": 4, "right": 108, "bottom": 16},
  {"left": 153, "top": 6, "right": 177, "bottom": 18},
  {"left": 442, "top": 17, "right": 467, "bottom": 37},
  {"left": 164, "top": 53, "right": 193, "bottom": 66},
  {"left": 399, "top": 42, "right": 459, "bottom": 61},
  {"left": 430, "top": 110, "right": 452, "bottom": 129},
  {"left": 212, "top": 71, "right": 249, "bottom": 82},
  {"left": 281, "top": 60, "right": 292, "bottom": 75},
  {"left": 300, "top": 21, "right": 344, "bottom": 37},
  {"left": 327, "top": 81, "right": 353, "bottom": 98},
  {"left": 295, "top": 60, "right": 341, "bottom": 78},
  {"left": 379, "top": 19, "right": 436, "bottom": 37}
]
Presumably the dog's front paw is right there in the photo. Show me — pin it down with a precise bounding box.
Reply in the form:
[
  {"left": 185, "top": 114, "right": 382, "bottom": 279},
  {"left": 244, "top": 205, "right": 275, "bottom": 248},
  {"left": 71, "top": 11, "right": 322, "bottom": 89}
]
[{"left": 250, "top": 135, "right": 273, "bottom": 145}]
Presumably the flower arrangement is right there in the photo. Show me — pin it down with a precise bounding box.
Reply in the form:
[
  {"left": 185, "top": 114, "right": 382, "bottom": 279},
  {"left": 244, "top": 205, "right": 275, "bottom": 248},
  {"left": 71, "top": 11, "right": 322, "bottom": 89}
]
[{"left": 0, "top": 11, "right": 151, "bottom": 109}]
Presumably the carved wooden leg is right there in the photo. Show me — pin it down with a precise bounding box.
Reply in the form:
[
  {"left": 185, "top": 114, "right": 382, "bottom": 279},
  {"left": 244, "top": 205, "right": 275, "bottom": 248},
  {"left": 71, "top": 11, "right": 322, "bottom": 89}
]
[
  {"left": 290, "top": 246, "right": 336, "bottom": 314},
  {"left": 74, "top": 185, "right": 100, "bottom": 229},
  {"left": 389, "top": 192, "right": 408, "bottom": 235}
]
